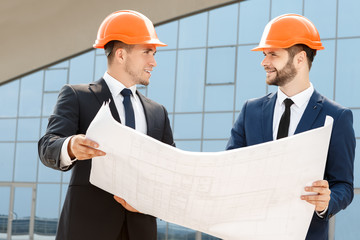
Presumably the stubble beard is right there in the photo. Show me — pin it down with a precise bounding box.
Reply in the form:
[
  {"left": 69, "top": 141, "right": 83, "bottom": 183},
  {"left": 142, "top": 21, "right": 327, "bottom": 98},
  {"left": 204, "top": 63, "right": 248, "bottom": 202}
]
[
  {"left": 124, "top": 58, "right": 150, "bottom": 86},
  {"left": 266, "top": 59, "right": 297, "bottom": 87}
]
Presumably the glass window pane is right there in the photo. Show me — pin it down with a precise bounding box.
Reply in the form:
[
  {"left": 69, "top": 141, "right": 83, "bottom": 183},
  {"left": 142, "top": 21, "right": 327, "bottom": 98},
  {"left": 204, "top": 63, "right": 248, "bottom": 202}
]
[
  {"left": 40, "top": 118, "right": 48, "bottom": 137},
  {"left": 19, "top": 71, "right": 43, "bottom": 117},
  {"left": 155, "top": 21, "right": 178, "bottom": 50},
  {"left": 352, "top": 110, "right": 360, "bottom": 138},
  {"left": 338, "top": 1, "right": 360, "bottom": 37},
  {"left": 335, "top": 194, "right": 360, "bottom": 239},
  {"left": 148, "top": 51, "right": 176, "bottom": 112},
  {"left": 60, "top": 184, "right": 68, "bottom": 208},
  {"left": 238, "top": 0, "right": 270, "bottom": 44},
  {"left": 0, "top": 80, "right": 19, "bottom": 117},
  {"left": 175, "top": 141, "right": 201, "bottom": 152},
  {"left": 14, "top": 143, "right": 38, "bottom": 182},
  {"left": 0, "top": 143, "right": 15, "bottom": 181},
  {"left": 304, "top": 0, "right": 336, "bottom": 39},
  {"left": 354, "top": 139, "right": 360, "bottom": 188},
  {"left": 62, "top": 170, "right": 72, "bottom": 184},
  {"left": 176, "top": 49, "right": 205, "bottom": 112},
  {"left": 202, "top": 140, "right": 228, "bottom": 152},
  {"left": 94, "top": 54, "right": 107, "bottom": 81},
  {"left": 12, "top": 187, "right": 33, "bottom": 237},
  {"left": 179, "top": 13, "right": 207, "bottom": 48},
  {"left": 203, "top": 113, "right": 233, "bottom": 139},
  {"left": 271, "top": 0, "right": 303, "bottom": 18},
  {"left": 167, "top": 223, "right": 196, "bottom": 239},
  {"left": 208, "top": 4, "right": 238, "bottom": 46},
  {"left": 236, "top": 46, "right": 267, "bottom": 110},
  {"left": 173, "top": 114, "right": 202, "bottom": 139},
  {"left": 207, "top": 47, "right": 236, "bottom": 84},
  {"left": 0, "top": 187, "right": 10, "bottom": 239},
  {"left": 205, "top": 85, "right": 234, "bottom": 112},
  {"left": 34, "top": 184, "right": 60, "bottom": 238},
  {"left": 38, "top": 163, "right": 61, "bottom": 183},
  {"left": 44, "top": 69, "right": 67, "bottom": 92},
  {"left": 49, "top": 60, "right": 69, "bottom": 69},
  {"left": 42, "top": 93, "right": 59, "bottom": 116},
  {"left": 0, "top": 119, "right": 16, "bottom": 141},
  {"left": 17, "top": 118, "right": 40, "bottom": 141},
  {"left": 69, "top": 51, "right": 95, "bottom": 84},
  {"left": 310, "top": 40, "right": 335, "bottom": 100},
  {"left": 335, "top": 39, "right": 360, "bottom": 108}
]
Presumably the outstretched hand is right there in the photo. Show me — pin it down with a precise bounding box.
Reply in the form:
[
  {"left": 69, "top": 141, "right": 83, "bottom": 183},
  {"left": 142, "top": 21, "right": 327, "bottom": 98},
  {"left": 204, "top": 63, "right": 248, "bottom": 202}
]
[{"left": 68, "top": 134, "right": 106, "bottom": 160}]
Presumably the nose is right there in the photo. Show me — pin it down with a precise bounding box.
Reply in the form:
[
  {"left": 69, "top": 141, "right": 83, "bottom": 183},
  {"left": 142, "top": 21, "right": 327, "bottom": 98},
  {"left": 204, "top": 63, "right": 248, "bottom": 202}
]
[
  {"left": 150, "top": 55, "right": 157, "bottom": 67},
  {"left": 261, "top": 56, "right": 269, "bottom": 67}
]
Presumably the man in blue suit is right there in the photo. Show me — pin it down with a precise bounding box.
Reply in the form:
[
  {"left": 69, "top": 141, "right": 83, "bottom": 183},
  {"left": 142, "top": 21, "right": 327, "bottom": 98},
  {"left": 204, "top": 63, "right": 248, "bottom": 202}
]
[{"left": 226, "top": 14, "right": 355, "bottom": 240}]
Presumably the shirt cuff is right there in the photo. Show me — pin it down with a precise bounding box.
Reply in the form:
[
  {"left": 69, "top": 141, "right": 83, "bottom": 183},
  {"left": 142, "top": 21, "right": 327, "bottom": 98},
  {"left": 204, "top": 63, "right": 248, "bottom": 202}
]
[
  {"left": 315, "top": 206, "right": 328, "bottom": 218},
  {"left": 60, "top": 136, "right": 77, "bottom": 170}
]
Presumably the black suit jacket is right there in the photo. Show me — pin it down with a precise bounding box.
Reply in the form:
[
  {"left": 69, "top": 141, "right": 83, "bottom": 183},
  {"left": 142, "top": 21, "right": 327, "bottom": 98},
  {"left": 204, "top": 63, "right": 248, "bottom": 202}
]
[{"left": 38, "top": 78, "right": 175, "bottom": 240}]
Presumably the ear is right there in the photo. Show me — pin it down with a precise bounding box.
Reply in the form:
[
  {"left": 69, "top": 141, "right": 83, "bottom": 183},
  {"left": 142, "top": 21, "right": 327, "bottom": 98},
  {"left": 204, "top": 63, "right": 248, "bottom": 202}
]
[
  {"left": 294, "top": 50, "right": 307, "bottom": 68},
  {"left": 114, "top": 48, "right": 127, "bottom": 64}
]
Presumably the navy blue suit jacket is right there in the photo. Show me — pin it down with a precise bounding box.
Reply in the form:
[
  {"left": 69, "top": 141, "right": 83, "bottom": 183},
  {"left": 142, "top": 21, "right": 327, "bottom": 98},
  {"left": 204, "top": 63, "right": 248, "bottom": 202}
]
[{"left": 227, "top": 90, "right": 355, "bottom": 240}]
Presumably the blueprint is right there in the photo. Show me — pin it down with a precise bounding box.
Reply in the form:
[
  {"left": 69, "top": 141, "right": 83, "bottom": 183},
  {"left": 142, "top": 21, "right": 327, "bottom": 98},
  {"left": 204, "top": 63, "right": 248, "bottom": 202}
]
[{"left": 87, "top": 103, "right": 333, "bottom": 240}]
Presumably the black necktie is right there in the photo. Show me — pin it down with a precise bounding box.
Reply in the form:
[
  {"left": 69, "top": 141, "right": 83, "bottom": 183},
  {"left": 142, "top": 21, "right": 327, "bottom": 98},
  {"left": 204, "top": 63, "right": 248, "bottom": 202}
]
[
  {"left": 120, "top": 88, "right": 135, "bottom": 129},
  {"left": 277, "top": 98, "right": 294, "bottom": 139}
]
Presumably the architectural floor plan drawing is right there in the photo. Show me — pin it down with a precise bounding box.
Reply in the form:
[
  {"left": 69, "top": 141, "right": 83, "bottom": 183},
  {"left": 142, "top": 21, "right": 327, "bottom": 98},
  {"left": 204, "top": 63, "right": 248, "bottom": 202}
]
[{"left": 87, "top": 103, "right": 333, "bottom": 240}]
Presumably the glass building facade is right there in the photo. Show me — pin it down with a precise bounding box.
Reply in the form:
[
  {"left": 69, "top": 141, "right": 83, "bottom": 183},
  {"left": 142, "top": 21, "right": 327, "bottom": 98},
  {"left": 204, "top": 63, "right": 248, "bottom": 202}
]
[{"left": 0, "top": 0, "right": 359, "bottom": 239}]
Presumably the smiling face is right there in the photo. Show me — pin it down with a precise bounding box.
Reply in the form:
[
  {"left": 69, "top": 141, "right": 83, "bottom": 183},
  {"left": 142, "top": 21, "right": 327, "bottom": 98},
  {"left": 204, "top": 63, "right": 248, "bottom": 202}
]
[
  {"left": 261, "top": 48, "right": 297, "bottom": 87},
  {"left": 123, "top": 44, "right": 157, "bottom": 86}
]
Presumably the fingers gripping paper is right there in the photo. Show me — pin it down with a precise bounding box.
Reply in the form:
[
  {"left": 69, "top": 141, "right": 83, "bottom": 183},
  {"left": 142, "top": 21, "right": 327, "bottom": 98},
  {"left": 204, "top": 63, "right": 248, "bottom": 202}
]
[{"left": 87, "top": 103, "right": 333, "bottom": 240}]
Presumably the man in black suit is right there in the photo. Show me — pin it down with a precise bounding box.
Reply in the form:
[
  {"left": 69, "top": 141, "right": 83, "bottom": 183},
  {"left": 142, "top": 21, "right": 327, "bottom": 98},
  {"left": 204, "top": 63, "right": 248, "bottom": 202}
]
[{"left": 38, "top": 10, "right": 174, "bottom": 240}]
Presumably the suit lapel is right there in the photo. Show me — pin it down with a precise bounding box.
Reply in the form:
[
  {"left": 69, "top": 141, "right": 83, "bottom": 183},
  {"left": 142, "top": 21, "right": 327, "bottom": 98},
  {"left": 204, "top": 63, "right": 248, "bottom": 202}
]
[
  {"left": 262, "top": 92, "right": 277, "bottom": 142},
  {"left": 136, "top": 90, "right": 152, "bottom": 135},
  {"left": 89, "top": 78, "right": 121, "bottom": 123},
  {"left": 295, "top": 90, "right": 323, "bottom": 134}
]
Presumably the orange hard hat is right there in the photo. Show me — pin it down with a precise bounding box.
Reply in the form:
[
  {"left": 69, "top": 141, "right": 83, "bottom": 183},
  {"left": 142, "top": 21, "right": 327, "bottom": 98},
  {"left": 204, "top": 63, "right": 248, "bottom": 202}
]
[
  {"left": 252, "top": 14, "right": 324, "bottom": 51},
  {"left": 93, "top": 10, "right": 166, "bottom": 48}
]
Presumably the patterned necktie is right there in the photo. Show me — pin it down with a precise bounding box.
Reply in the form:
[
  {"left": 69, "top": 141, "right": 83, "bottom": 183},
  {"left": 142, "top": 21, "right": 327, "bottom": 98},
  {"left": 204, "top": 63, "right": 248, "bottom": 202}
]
[
  {"left": 277, "top": 98, "right": 294, "bottom": 139},
  {"left": 120, "top": 88, "right": 135, "bottom": 129}
]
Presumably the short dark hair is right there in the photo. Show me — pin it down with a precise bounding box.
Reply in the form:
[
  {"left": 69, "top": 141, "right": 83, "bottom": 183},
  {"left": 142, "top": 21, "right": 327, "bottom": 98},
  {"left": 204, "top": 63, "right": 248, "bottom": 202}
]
[
  {"left": 104, "top": 40, "right": 134, "bottom": 62},
  {"left": 285, "top": 44, "right": 317, "bottom": 70}
]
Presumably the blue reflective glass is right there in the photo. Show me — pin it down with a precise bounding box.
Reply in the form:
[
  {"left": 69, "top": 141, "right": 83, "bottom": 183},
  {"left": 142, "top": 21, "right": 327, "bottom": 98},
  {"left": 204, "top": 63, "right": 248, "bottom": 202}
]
[
  {"left": 310, "top": 40, "right": 335, "bottom": 99},
  {"left": 155, "top": 21, "right": 178, "bottom": 49},
  {"left": 202, "top": 140, "right": 228, "bottom": 152},
  {"left": 173, "top": 114, "right": 202, "bottom": 139},
  {"left": 137, "top": 87, "right": 146, "bottom": 96},
  {"left": 352, "top": 110, "right": 360, "bottom": 138},
  {"left": 38, "top": 162, "right": 61, "bottom": 183},
  {"left": 12, "top": 187, "right": 32, "bottom": 236},
  {"left": 236, "top": 46, "right": 267, "bottom": 110},
  {"left": 238, "top": 0, "right": 270, "bottom": 44},
  {"left": 19, "top": 71, "right": 43, "bottom": 117},
  {"left": 0, "top": 119, "right": 16, "bottom": 141},
  {"left": 271, "top": 0, "right": 303, "bottom": 18},
  {"left": 148, "top": 51, "right": 176, "bottom": 112},
  {"left": 49, "top": 60, "right": 69, "bottom": 69},
  {"left": 335, "top": 194, "right": 360, "bottom": 239},
  {"left": 304, "top": 0, "right": 336, "bottom": 39},
  {"left": 41, "top": 118, "right": 48, "bottom": 137},
  {"left": 179, "top": 13, "right": 207, "bottom": 48},
  {"left": 60, "top": 184, "right": 68, "bottom": 207},
  {"left": 203, "top": 113, "right": 233, "bottom": 139},
  {"left": 338, "top": 0, "right": 360, "bottom": 37},
  {"left": 42, "top": 93, "right": 59, "bottom": 116},
  {"left": 62, "top": 170, "right": 72, "bottom": 183},
  {"left": 205, "top": 85, "right": 234, "bottom": 112},
  {"left": 175, "top": 49, "right": 205, "bottom": 112},
  {"left": 167, "top": 223, "right": 196, "bottom": 239},
  {"left": 94, "top": 55, "right": 107, "bottom": 81},
  {"left": 175, "top": 141, "right": 201, "bottom": 152},
  {"left": 44, "top": 69, "right": 67, "bottom": 92},
  {"left": 69, "top": 51, "right": 95, "bottom": 84},
  {"left": 0, "top": 80, "right": 19, "bottom": 117},
  {"left": 0, "top": 143, "right": 14, "bottom": 181},
  {"left": 335, "top": 39, "right": 360, "bottom": 108},
  {"left": 0, "top": 187, "right": 10, "bottom": 228},
  {"left": 207, "top": 47, "right": 236, "bottom": 84},
  {"left": 354, "top": 139, "right": 360, "bottom": 188},
  {"left": 17, "top": 118, "right": 40, "bottom": 141},
  {"left": 202, "top": 233, "right": 221, "bottom": 240},
  {"left": 35, "top": 184, "right": 60, "bottom": 219},
  {"left": 14, "top": 143, "right": 38, "bottom": 182},
  {"left": 208, "top": 4, "right": 238, "bottom": 46}
]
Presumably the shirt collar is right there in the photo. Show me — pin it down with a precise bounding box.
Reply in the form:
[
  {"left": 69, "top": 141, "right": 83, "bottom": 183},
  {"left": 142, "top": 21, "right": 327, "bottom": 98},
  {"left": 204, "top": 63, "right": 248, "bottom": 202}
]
[
  {"left": 277, "top": 83, "right": 314, "bottom": 108},
  {"left": 103, "top": 72, "right": 137, "bottom": 97}
]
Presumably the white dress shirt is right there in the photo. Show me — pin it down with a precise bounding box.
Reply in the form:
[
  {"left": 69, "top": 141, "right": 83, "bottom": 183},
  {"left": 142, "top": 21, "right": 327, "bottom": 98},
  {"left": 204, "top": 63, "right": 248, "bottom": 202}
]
[
  {"left": 272, "top": 83, "right": 314, "bottom": 140},
  {"left": 59, "top": 72, "right": 147, "bottom": 169}
]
